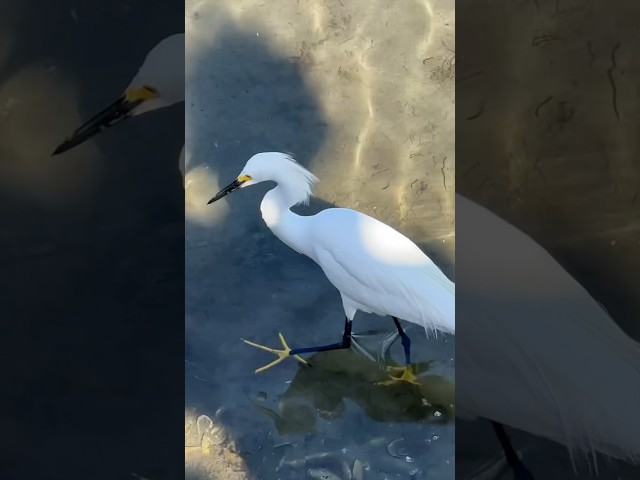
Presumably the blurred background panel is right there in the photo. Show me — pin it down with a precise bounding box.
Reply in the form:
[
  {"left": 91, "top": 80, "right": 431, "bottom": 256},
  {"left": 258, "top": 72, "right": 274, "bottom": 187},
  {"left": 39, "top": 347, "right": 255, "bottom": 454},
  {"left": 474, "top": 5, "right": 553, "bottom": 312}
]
[
  {"left": 0, "top": 1, "right": 184, "bottom": 478},
  {"left": 456, "top": 1, "right": 640, "bottom": 478}
]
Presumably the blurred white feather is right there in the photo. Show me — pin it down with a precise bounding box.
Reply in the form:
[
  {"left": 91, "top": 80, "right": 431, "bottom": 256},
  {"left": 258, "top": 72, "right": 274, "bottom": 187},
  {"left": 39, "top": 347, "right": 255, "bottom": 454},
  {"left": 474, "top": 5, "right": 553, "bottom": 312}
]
[{"left": 456, "top": 194, "right": 640, "bottom": 470}]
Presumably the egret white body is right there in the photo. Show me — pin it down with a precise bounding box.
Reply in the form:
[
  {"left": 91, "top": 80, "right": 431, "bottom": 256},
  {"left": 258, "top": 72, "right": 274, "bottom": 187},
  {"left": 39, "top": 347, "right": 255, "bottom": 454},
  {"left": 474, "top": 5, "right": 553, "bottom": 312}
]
[
  {"left": 208, "top": 152, "right": 455, "bottom": 381},
  {"left": 268, "top": 203, "right": 456, "bottom": 336},
  {"left": 456, "top": 194, "right": 640, "bottom": 470}
]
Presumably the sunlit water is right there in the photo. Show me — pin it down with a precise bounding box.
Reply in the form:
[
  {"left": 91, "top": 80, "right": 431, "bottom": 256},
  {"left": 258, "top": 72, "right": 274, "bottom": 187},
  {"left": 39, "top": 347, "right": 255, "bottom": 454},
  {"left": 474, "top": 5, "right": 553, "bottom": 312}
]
[{"left": 185, "top": 0, "right": 455, "bottom": 478}]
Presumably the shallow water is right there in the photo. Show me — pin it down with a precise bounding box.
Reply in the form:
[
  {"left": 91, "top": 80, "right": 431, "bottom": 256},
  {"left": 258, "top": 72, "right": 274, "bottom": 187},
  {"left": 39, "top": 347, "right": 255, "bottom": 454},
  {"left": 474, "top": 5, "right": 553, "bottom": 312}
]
[{"left": 185, "top": 0, "right": 455, "bottom": 478}]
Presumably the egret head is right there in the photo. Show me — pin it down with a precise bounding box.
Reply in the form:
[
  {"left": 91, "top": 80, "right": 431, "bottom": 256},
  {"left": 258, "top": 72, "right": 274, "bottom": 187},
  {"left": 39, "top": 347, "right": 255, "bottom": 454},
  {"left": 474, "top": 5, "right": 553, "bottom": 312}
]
[
  {"left": 207, "top": 152, "right": 318, "bottom": 205},
  {"left": 52, "top": 33, "right": 185, "bottom": 156}
]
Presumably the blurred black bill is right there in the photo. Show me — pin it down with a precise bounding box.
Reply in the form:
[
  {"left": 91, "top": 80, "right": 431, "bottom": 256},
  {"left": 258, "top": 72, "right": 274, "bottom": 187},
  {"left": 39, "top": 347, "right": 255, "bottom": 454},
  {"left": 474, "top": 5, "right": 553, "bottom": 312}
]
[{"left": 52, "top": 95, "right": 144, "bottom": 156}]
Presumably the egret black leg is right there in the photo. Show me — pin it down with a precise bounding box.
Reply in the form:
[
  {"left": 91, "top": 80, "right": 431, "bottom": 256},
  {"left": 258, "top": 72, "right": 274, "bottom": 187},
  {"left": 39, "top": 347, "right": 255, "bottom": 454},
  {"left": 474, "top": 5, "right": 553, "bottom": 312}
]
[
  {"left": 392, "top": 317, "right": 412, "bottom": 365},
  {"left": 341, "top": 316, "right": 352, "bottom": 347},
  {"left": 376, "top": 317, "right": 419, "bottom": 385},
  {"left": 288, "top": 317, "right": 352, "bottom": 356},
  {"left": 491, "top": 421, "right": 535, "bottom": 480}
]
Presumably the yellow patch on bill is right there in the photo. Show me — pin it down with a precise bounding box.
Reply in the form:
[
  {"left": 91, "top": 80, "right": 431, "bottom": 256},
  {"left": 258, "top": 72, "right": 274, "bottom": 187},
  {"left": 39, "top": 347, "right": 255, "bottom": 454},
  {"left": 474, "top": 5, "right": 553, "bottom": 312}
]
[{"left": 124, "top": 85, "right": 159, "bottom": 102}]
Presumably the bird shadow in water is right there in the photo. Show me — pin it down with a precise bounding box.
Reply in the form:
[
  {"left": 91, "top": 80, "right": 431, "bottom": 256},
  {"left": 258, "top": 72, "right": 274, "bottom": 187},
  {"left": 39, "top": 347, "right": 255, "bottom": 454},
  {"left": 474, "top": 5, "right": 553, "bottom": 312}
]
[
  {"left": 184, "top": 10, "right": 334, "bottom": 376},
  {"left": 185, "top": 12, "right": 329, "bottom": 238},
  {"left": 245, "top": 348, "right": 455, "bottom": 438}
]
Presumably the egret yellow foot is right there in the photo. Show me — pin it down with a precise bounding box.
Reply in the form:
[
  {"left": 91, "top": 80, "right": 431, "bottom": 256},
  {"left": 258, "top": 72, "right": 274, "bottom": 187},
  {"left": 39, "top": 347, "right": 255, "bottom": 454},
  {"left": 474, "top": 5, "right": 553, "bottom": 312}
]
[
  {"left": 242, "top": 333, "right": 309, "bottom": 373},
  {"left": 376, "top": 365, "right": 421, "bottom": 386}
]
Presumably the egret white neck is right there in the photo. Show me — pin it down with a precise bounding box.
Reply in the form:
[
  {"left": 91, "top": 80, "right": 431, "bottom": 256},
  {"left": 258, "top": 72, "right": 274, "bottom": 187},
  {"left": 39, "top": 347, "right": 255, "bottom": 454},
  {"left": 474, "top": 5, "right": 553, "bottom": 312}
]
[{"left": 260, "top": 186, "right": 310, "bottom": 256}]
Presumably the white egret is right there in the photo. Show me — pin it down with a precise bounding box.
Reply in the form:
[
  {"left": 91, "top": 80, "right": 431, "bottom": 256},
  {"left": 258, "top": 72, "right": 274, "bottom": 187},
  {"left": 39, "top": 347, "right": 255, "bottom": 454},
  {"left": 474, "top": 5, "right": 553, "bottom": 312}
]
[
  {"left": 52, "top": 33, "right": 185, "bottom": 155},
  {"left": 207, "top": 152, "right": 455, "bottom": 384},
  {"left": 456, "top": 194, "right": 640, "bottom": 477}
]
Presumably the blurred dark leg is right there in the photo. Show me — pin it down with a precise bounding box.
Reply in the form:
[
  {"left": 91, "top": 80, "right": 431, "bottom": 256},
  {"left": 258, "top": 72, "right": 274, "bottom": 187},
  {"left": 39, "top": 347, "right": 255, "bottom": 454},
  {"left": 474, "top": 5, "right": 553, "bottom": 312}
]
[{"left": 491, "top": 421, "right": 535, "bottom": 480}]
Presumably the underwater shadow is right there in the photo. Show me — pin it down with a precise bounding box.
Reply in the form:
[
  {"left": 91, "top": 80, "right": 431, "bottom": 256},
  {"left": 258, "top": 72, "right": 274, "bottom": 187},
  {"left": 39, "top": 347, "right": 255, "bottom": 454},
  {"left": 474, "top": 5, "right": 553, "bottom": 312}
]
[{"left": 247, "top": 349, "right": 454, "bottom": 433}]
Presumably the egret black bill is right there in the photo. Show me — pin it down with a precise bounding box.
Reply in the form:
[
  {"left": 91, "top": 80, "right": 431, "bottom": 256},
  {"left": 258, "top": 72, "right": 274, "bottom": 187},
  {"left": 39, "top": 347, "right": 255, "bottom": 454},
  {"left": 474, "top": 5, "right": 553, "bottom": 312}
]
[
  {"left": 207, "top": 178, "right": 245, "bottom": 204},
  {"left": 52, "top": 86, "right": 158, "bottom": 156}
]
